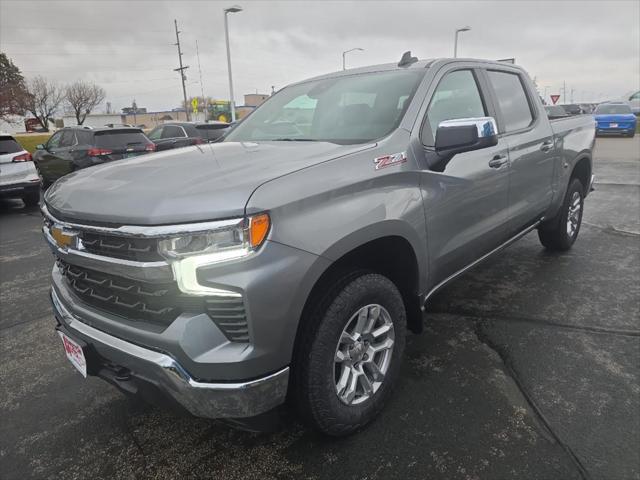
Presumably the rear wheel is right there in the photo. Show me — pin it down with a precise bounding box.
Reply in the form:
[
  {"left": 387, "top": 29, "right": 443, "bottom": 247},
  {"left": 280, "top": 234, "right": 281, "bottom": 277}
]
[
  {"left": 538, "top": 178, "right": 584, "bottom": 251},
  {"left": 293, "top": 272, "right": 406, "bottom": 436},
  {"left": 22, "top": 190, "right": 40, "bottom": 207}
]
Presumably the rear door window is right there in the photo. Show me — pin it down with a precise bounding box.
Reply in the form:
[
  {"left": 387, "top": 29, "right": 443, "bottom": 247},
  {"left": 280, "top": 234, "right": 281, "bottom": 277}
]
[
  {"left": 75, "top": 130, "right": 93, "bottom": 145},
  {"left": 161, "top": 125, "right": 185, "bottom": 139},
  {"left": 487, "top": 70, "right": 534, "bottom": 132},
  {"left": 0, "top": 136, "right": 23, "bottom": 154},
  {"left": 94, "top": 130, "right": 149, "bottom": 149},
  {"left": 59, "top": 130, "right": 77, "bottom": 148}
]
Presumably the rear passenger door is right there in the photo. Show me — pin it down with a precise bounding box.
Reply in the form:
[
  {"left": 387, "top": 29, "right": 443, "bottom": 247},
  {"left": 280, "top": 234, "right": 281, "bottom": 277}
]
[
  {"left": 417, "top": 67, "right": 512, "bottom": 284},
  {"left": 160, "top": 125, "right": 190, "bottom": 150},
  {"left": 483, "top": 69, "right": 555, "bottom": 233}
]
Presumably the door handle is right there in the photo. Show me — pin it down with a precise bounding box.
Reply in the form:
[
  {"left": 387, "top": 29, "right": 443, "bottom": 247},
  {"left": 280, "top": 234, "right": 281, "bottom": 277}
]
[
  {"left": 540, "top": 140, "right": 554, "bottom": 152},
  {"left": 489, "top": 154, "right": 508, "bottom": 169}
]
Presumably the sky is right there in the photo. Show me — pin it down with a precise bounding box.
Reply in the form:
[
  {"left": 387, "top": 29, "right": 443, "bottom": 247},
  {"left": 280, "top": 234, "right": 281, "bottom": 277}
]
[{"left": 1, "top": 0, "right": 639, "bottom": 114}]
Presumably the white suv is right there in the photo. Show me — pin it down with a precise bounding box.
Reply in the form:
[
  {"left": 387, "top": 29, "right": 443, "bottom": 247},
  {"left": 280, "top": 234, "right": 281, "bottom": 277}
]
[{"left": 0, "top": 133, "right": 41, "bottom": 206}]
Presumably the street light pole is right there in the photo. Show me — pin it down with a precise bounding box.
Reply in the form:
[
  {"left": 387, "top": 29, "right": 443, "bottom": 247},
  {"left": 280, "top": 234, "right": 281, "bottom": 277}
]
[
  {"left": 453, "top": 26, "right": 471, "bottom": 58},
  {"left": 224, "top": 5, "right": 242, "bottom": 123},
  {"left": 342, "top": 47, "right": 364, "bottom": 70}
]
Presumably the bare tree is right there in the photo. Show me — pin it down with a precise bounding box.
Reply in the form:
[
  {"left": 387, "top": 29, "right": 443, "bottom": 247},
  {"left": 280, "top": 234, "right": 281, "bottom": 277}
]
[
  {"left": 65, "top": 80, "right": 106, "bottom": 125},
  {"left": 22, "top": 76, "right": 65, "bottom": 131}
]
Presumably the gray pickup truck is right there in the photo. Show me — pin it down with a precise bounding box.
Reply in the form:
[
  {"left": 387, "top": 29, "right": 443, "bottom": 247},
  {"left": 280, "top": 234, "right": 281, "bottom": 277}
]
[{"left": 43, "top": 55, "right": 595, "bottom": 435}]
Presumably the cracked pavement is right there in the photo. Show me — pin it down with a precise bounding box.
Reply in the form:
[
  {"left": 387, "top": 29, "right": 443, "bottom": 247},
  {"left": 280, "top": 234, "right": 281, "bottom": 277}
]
[{"left": 1, "top": 137, "right": 638, "bottom": 479}]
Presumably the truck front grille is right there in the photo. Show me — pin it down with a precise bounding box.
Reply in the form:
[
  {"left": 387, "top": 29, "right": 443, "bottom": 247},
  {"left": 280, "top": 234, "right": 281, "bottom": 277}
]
[
  {"left": 80, "top": 232, "right": 162, "bottom": 262},
  {"left": 59, "top": 260, "right": 191, "bottom": 325}
]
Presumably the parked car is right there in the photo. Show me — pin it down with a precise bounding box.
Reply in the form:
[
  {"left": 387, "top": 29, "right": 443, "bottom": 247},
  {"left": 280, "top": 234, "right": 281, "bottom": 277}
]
[
  {"left": 33, "top": 126, "right": 155, "bottom": 188},
  {"left": 624, "top": 91, "right": 640, "bottom": 116},
  {"left": 0, "top": 133, "right": 40, "bottom": 206},
  {"left": 43, "top": 56, "right": 595, "bottom": 436},
  {"left": 544, "top": 105, "right": 569, "bottom": 119},
  {"left": 593, "top": 102, "right": 637, "bottom": 137},
  {"left": 147, "top": 121, "right": 230, "bottom": 151},
  {"left": 560, "top": 104, "right": 585, "bottom": 115}
]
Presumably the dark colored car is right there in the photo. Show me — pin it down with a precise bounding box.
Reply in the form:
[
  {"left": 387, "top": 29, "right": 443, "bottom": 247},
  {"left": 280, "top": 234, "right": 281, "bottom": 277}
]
[
  {"left": 33, "top": 126, "right": 155, "bottom": 188},
  {"left": 147, "top": 122, "right": 230, "bottom": 151},
  {"left": 561, "top": 104, "right": 584, "bottom": 115},
  {"left": 545, "top": 105, "right": 569, "bottom": 119}
]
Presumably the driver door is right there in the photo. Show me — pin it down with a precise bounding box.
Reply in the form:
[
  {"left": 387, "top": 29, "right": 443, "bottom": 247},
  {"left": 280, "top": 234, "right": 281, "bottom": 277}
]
[{"left": 416, "top": 68, "right": 512, "bottom": 287}]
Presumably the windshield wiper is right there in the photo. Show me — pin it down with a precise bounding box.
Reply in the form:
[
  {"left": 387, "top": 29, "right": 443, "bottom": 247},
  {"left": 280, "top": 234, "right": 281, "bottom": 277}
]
[{"left": 270, "top": 138, "right": 317, "bottom": 142}]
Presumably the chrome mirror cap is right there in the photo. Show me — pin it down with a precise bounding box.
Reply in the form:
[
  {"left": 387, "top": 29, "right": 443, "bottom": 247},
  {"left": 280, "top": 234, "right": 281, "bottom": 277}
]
[{"left": 438, "top": 117, "right": 498, "bottom": 138}]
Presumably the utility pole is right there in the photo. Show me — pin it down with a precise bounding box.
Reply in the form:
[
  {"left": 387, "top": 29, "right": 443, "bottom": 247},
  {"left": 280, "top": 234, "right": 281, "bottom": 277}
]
[
  {"left": 196, "top": 39, "right": 206, "bottom": 122},
  {"left": 562, "top": 80, "right": 566, "bottom": 104},
  {"left": 570, "top": 88, "right": 575, "bottom": 104},
  {"left": 174, "top": 19, "right": 190, "bottom": 121}
]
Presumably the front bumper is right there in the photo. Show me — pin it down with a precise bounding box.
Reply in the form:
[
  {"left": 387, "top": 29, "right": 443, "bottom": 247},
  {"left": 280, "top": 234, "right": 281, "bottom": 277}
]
[{"left": 51, "top": 287, "right": 290, "bottom": 419}]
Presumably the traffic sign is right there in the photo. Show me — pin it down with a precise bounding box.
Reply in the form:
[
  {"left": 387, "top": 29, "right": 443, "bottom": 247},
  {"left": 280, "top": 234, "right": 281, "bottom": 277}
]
[
  {"left": 550, "top": 95, "right": 560, "bottom": 105},
  {"left": 191, "top": 97, "right": 198, "bottom": 114}
]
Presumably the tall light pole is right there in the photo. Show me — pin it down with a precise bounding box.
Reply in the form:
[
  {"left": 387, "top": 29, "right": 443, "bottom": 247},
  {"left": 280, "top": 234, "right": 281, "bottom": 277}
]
[
  {"left": 453, "top": 26, "right": 471, "bottom": 58},
  {"left": 342, "top": 47, "right": 364, "bottom": 70},
  {"left": 224, "top": 5, "right": 242, "bottom": 122}
]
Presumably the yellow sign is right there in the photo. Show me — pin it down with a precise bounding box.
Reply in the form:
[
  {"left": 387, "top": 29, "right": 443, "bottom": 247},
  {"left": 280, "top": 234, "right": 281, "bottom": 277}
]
[{"left": 191, "top": 98, "right": 198, "bottom": 114}]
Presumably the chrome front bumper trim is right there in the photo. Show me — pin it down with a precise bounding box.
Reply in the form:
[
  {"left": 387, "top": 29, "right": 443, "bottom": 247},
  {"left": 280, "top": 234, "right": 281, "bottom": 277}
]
[
  {"left": 51, "top": 288, "right": 289, "bottom": 418},
  {"left": 41, "top": 203, "right": 243, "bottom": 238}
]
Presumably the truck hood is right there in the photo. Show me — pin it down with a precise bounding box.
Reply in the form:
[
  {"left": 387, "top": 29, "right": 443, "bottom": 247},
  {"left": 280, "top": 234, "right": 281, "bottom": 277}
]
[{"left": 44, "top": 141, "right": 372, "bottom": 225}]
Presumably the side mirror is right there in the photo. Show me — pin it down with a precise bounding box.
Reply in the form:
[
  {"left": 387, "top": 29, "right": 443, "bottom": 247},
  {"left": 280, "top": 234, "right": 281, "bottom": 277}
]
[
  {"left": 36, "top": 144, "right": 45, "bottom": 150},
  {"left": 434, "top": 117, "right": 498, "bottom": 161}
]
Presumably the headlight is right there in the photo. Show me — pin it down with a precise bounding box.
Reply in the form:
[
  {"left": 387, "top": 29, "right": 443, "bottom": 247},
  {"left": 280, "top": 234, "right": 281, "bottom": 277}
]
[{"left": 158, "top": 213, "right": 270, "bottom": 296}]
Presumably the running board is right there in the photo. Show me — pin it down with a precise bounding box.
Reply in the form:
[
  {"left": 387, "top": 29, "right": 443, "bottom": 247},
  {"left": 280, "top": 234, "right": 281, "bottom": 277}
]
[{"left": 422, "top": 220, "right": 542, "bottom": 308}]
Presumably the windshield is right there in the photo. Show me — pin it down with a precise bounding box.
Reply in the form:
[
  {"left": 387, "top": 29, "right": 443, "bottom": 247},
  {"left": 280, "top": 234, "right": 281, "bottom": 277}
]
[
  {"left": 595, "top": 104, "right": 632, "bottom": 115},
  {"left": 225, "top": 70, "right": 424, "bottom": 145}
]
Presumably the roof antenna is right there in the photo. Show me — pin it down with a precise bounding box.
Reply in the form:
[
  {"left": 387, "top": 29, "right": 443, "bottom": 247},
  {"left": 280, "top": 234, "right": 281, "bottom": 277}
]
[{"left": 398, "top": 51, "right": 418, "bottom": 67}]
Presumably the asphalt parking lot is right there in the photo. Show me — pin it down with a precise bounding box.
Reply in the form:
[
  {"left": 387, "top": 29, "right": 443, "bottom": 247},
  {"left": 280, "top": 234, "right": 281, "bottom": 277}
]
[{"left": 1, "top": 137, "right": 638, "bottom": 480}]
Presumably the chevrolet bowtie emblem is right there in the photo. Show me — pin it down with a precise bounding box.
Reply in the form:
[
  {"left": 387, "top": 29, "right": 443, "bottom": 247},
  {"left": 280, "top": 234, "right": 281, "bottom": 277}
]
[{"left": 51, "top": 226, "right": 76, "bottom": 249}]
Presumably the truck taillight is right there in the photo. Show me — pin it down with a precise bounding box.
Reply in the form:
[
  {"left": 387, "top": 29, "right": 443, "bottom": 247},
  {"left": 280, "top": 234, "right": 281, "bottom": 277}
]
[
  {"left": 87, "top": 148, "right": 113, "bottom": 157},
  {"left": 12, "top": 152, "right": 32, "bottom": 162},
  {"left": 145, "top": 143, "right": 156, "bottom": 152}
]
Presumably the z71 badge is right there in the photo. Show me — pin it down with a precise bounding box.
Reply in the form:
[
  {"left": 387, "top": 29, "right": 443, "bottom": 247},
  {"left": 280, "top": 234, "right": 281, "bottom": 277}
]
[{"left": 374, "top": 152, "right": 407, "bottom": 170}]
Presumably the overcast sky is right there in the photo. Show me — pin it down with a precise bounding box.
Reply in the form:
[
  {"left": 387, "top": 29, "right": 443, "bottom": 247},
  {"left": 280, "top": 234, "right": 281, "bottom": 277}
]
[{"left": 1, "top": 0, "right": 638, "bottom": 113}]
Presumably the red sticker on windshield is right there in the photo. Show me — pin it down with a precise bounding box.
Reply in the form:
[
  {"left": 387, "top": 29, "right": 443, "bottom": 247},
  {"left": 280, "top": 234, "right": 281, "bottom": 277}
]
[{"left": 374, "top": 152, "right": 407, "bottom": 170}]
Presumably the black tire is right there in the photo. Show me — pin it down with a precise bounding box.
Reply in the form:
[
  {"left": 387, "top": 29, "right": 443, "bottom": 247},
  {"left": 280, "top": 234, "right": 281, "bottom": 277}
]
[
  {"left": 292, "top": 271, "right": 407, "bottom": 436},
  {"left": 538, "top": 178, "right": 584, "bottom": 251},
  {"left": 22, "top": 190, "right": 40, "bottom": 207}
]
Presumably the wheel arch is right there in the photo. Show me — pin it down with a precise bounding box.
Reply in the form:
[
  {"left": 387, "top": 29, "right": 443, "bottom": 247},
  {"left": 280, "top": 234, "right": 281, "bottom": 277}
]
[{"left": 294, "top": 225, "right": 427, "bottom": 349}]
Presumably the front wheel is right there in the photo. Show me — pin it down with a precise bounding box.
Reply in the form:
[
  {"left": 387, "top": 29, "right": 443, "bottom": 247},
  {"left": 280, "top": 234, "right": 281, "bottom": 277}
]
[
  {"left": 293, "top": 272, "right": 406, "bottom": 436},
  {"left": 538, "top": 178, "right": 584, "bottom": 251}
]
